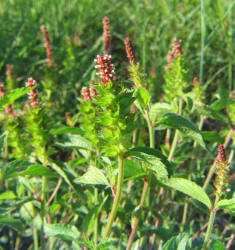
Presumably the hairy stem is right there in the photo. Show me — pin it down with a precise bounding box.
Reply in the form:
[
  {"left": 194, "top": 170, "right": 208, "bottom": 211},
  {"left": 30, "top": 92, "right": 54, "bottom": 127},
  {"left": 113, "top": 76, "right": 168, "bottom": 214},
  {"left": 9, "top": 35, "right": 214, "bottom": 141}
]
[
  {"left": 126, "top": 110, "right": 154, "bottom": 250},
  {"left": 104, "top": 154, "right": 124, "bottom": 238},
  {"left": 94, "top": 188, "right": 98, "bottom": 247},
  {"left": 202, "top": 194, "right": 220, "bottom": 250}
]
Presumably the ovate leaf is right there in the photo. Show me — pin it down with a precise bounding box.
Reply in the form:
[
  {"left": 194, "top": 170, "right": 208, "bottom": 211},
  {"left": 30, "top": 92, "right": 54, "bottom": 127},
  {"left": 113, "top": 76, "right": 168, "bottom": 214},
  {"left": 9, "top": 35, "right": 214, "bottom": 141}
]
[
  {"left": 202, "top": 131, "right": 224, "bottom": 143},
  {"left": 134, "top": 87, "right": 150, "bottom": 108},
  {"left": 156, "top": 113, "right": 208, "bottom": 150},
  {"left": 56, "top": 134, "right": 92, "bottom": 150},
  {"left": 216, "top": 198, "right": 235, "bottom": 211},
  {"left": 162, "top": 233, "right": 189, "bottom": 250},
  {"left": 164, "top": 178, "right": 211, "bottom": 209},
  {"left": 52, "top": 126, "right": 84, "bottom": 135},
  {"left": 128, "top": 147, "right": 170, "bottom": 181},
  {"left": 10, "top": 164, "right": 56, "bottom": 177},
  {"left": 0, "top": 216, "right": 24, "bottom": 232},
  {"left": 45, "top": 224, "right": 80, "bottom": 241},
  {"left": 124, "top": 159, "right": 146, "bottom": 181},
  {"left": 0, "top": 191, "right": 16, "bottom": 200},
  {"left": 149, "top": 102, "right": 174, "bottom": 121},
  {"left": 74, "top": 166, "right": 110, "bottom": 186}
]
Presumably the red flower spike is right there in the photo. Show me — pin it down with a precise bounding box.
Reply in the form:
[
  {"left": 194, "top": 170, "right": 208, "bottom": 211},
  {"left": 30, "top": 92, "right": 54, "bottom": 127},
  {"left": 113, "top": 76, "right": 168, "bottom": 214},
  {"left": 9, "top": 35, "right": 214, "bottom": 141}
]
[
  {"left": 193, "top": 77, "right": 200, "bottom": 85},
  {"left": 0, "top": 83, "right": 5, "bottom": 98},
  {"left": 173, "top": 39, "right": 183, "bottom": 58},
  {"left": 7, "top": 64, "right": 13, "bottom": 78},
  {"left": 124, "top": 37, "right": 136, "bottom": 64},
  {"left": 25, "top": 78, "right": 39, "bottom": 108},
  {"left": 41, "top": 25, "right": 53, "bottom": 67},
  {"left": 103, "top": 17, "right": 110, "bottom": 55},
  {"left": 81, "top": 87, "right": 97, "bottom": 101},
  {"left": 95, "top": 55, "right": 115, "bottom": 85},
  {"left": 218, "top": 144, "right": 226, "bottom": 163}
]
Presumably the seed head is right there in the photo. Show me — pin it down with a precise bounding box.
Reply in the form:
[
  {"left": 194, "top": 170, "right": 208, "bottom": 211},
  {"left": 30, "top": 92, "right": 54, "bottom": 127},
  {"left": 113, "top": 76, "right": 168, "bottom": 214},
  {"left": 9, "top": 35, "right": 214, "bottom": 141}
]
[{"left": 124, "top": 37, "right": 136, "bottom": 64}]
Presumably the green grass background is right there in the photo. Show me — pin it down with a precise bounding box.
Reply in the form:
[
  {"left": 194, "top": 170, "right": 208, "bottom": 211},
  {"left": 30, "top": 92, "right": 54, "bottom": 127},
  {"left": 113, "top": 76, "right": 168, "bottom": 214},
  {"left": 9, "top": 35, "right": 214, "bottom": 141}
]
[{"left": 0, "top": 0, "right": 234, "bottom": 96}]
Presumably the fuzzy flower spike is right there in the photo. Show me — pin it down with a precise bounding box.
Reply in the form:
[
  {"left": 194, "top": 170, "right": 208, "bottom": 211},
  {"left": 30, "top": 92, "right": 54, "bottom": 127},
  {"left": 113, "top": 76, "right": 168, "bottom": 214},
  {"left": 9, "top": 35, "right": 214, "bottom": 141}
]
[
  {"left": 95, "top": 55, "right": 116, "bottom": 85},
  {"left": 25, "top": 78, "right": 39, "bottom": 108}
]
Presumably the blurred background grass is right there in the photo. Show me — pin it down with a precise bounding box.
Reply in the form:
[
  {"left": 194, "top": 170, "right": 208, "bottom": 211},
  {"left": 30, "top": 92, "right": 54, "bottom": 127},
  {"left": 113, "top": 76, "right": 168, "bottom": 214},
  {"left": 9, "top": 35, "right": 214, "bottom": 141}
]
[{"left": 0, "top": 0, "right": 234, "bottom": 101}]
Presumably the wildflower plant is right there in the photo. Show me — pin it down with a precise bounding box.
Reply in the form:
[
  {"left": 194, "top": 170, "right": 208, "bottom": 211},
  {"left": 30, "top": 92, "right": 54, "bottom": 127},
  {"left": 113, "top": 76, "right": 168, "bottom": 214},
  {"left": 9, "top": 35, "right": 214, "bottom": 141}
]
[{"left": 0, "top": 14, "right": 234, "bottom": 250}]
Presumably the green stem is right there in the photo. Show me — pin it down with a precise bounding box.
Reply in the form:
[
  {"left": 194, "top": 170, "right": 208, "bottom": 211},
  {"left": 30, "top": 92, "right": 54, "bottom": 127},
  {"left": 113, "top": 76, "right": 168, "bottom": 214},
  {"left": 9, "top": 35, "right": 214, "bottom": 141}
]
[
  {"left": 202, "top": 195, "right": 220, "bottom": 250},
  {"left": 31, "top": 204, "right": 39, "bottom": 250},
  {"left": 145, "top": 110, "right": 155, "bottom": 149},
  {"left": 168, "top": 98, "right": 183, "bottom": 161},
  {"left": 182, "top": 116, "right": 204, "bottom": 227},
  {"left": 40, "top": 152, "right": 48, "bottom": 249},
  {"left": 228, "top": 0, "right": 233, "bottom": 91},
  {"left": 200, "top": 0, "right": 206, "bottom": 83},
  {"left": 104, "top": 154, "right": 124, "bottom": 238},
  {"left": 126, "top": 110, "right": 154, "bottom": 250},
  {"left": 94, "top": 188, "right": 98, "bottom": 247}
]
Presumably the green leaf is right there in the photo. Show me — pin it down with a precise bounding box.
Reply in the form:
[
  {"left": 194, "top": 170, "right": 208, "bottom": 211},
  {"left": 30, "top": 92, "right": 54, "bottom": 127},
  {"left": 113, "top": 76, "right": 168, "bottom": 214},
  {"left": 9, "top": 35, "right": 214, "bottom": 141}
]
[
  {"left": 52, "top": 126, "right": 84, "bottom": 135},
  {"left": 202, "top": 131, "right": 224, "bottom": 143},
  {"left": 3, "top": 160, "right": 31, "bottom": 179},
  {"left": 82, "top": 196, "right": 107, "bottom": 236},
  {"left": 164, "top": 178, "right": 212, "bottom": 209},
  {"left": 0, "top": 216, "right": 24, "bottom": 232},
  {"left": 96, "top": 238, "right": 117, "bottom": 250},
  {"left": 156, "top": 113, "right": 208, "bottom": 150},
  {"left": 0, "top": 86, "right": 35, "bottom": 110},
  {"left": 45, "top": 224, "right": 80, "bottom": 241},
  {"left": 0, "top": 131, "right": 8, "bottom": 154},
  {"left": 128, "top": 147, "right": 170, "bottom": 181},
  {"left": 0, "top": 191, "right": 16, "bottom": 200},
  {"left": 10, "top": 164, "right": 56, "bottom": 177},
  {"left": 49, "top": 161, "right": 76, "bottom": 190},
  {"left": 199, "top": 105, "right": 228, "bottom": 122},
  {"left": 162, "top": 233, "right": 189, "bottom": 250},
  {"left": 78, "top": 237, "right": 94, "bottom": 249},
  {"left": 216, "top": 198, "right": 235, "bottom": 210},
  {"left": 56, "top": 134, "right": 92, "bottom": 150},
  {"left": 140, "top": 226, "right": 175, "bottom": 241},
  {"left": 124, "top": 159, "right": 146, "bottom": 181},
  {"left": 149, "top": 102, "right": 174, "bottom": 121},
  {"left": 74, "top": 166, "right": 110, "bottom": 186},
  {"left": 209, "top": 240, "right": 226, "bottom": 250},
  {"left": 134, "top": 87, "right": 150, "bottom": 108}
]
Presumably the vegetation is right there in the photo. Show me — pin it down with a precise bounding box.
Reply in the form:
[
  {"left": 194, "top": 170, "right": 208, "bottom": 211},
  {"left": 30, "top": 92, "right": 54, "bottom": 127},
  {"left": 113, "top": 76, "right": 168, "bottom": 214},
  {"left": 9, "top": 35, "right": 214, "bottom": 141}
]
[{"left": 0, "top": 0, "right": 234, "bottom": 249}]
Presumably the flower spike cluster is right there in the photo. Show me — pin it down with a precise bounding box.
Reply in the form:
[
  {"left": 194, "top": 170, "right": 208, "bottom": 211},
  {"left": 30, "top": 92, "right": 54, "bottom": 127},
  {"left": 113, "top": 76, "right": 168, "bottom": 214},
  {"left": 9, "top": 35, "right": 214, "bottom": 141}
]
[
  {"left": 25, "top": 78, "right": 39, "bottom": 108},
  {"left": 95, "top": 55, "right": 115, "bottom": 85}
]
